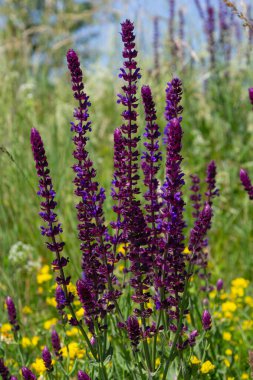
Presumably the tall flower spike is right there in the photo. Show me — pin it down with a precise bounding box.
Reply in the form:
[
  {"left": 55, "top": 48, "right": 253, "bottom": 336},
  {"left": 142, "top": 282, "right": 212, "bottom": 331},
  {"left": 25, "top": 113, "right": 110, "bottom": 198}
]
[
  {"left": 30, "top": 128, "right": 71, "bottom": 309},
  {"left": 141, "top": 85, "right": 162, "bottom": 246},
  {"left": 158, "top": 78, "right": 186, "bottom": 320},
  {"left": 5, "top": 296, "right": 19, "bottom": 331},
  {"left": 189, "top": 203, "right": 212, "bottom": 253},
  {"left": 240, "top": 168, "right": 253, "bottom": 200},
  {"left": 205, "top": 160, "right": 219, "bottom": 204},
  {"left": 126, "top": 316, "right": 141, "bottom": 349},
  {"left": 115, "top": 20, "right": 149, "bottom": 309},
  {"left": 202, "top": 309, "right": 212, "bottom": 330},
  {"left": 116, "top": 19, "right": 144, "bottom": 242},
  {"left": 42, "top": 347, "right": 53, "bottom": 372},
  {"left": 78, "top": 371, "right": 91, "bottom": 380},
  {"left": 51, "top": 330, "right": 62, "bottom": 359},
  {"left": 67, "top": 49, "right": 118, "bottom": 324},
  {"left": 249, "top": 87, "right": 253, "bottom": 106},
  {"left": 190, "top": 174, "right": 202, "bottom": 219},
  {"left": 0, "top": 358, "right": 11, "bottom": 380},
  {"left": 21, "top": 368, "right": 37, "bottom": 380}
]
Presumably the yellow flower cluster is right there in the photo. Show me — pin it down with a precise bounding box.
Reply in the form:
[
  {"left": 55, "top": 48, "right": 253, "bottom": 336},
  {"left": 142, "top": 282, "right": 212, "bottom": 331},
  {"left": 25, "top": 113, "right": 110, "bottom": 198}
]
[{"left": 190, "top": 357, "right": 215, "bottom": 374}]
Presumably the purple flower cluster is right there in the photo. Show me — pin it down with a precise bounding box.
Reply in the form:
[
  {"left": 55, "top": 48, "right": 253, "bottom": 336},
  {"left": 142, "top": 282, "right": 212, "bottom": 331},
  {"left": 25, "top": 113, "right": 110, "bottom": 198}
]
[
  {"left": 21, "top": 368, "right": 37, "bottom": 380},
  {"left": 66, "top": 48, "right": 119, "bottom": 329},
  {"left": 24, "top": 18, "right": 220, "bottom": 377},
  {"left": 156, "top": 79, "right": 186, "bottom": 321},
  {"left": 5, "top": 297, "right": 19, "bottom": 332},
  {"left": 0, "top": 359, "right": 17, "bottom": 380},
  {"left": 42, "top": 346, "right": 53, "bottom": 372},
  {"left": 30, "top": 128, "right": 71, "bottom": 310},
  {"left": 240, "top": 168, "right": 253, "bottom": 200},
  {"left": 205, "top": 160, "right": 219, "bottom": 205},
  {"left": 190, "top": 174, "right": 202, "bottom": 219},
  {"left": 141, "top": 85, "right": 162, "bottom": 249}
]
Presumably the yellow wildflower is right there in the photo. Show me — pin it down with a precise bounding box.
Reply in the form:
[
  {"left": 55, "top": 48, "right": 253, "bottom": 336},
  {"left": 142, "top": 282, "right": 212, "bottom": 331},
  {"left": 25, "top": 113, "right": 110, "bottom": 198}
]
[
  {"left": 155, "top": 358, "right": 161, "bottom": 367},
  {"left": 209, "top": 290, "right": 217, "bottom": 299},
  {"left": 67, "top": 282, "right": 77, "bottom": 296},
  {"left": 222, "top": 301, "right": 237, "bottom": 313},
  {"left": 231, "top": 286, "right": 244, "bottom": 298},
  {"left": 225, "top": 349, "right": 232, "bottom": 356},
  {"left": 31, "top": 358, "right": 46, "bottom": 375},
  {"left": 43, "top": 318, "right": 58, "bottom": 330},
  {"left": 223, "top": 332, "right": 232, "bottom": 341},
  {"left": 0, "top": 323, "right": 13, "bottom": 341},
  {"left": 31, "top": 336, "right": 39, "bottom": 346},
  {"left": 241, "top": 374, "right": 249, "bottom": 380},
  {"left": 21, "top": 337, "right": 31, "bottom": 348},
  {"left": 224, "top": 358, "right": 230, "bottom": 368},
  {"left": 76, "top": 308, "right": 84, "bottom": 318},
  {"left": 227, "top": 378, "right": 235, "bottom": 380},
  {"left": 234, "top": 354, "right": 239, "bottom": 361},
  {"left": 22, "top": 306, "right": 32, "bottom": 314},
  {"left": 37, "top": 265, "right": 52, "bottom": 284},
  {"left": 190, "top": 356, "right": 201, "bottom": 365},
  {"left": 242, "top": 320, "right": 253, "bottom": 330},
  {"left": 200, "top": 361, "right": 215, "bottom": 374},
  {"left": 231, "top": 278, "right": 249, "bottom": 289},
  {"left": 61, "top": 342, "right": 85, "bottom": 359},
  {"left": 46, "top": 297, "right": 57, "bottom": 308},
  {"left": 66, "top": 327, "right": 79, "bottom": 337},
  {"left": 245, "top": 296, "right": 253, "bottom": 307}
]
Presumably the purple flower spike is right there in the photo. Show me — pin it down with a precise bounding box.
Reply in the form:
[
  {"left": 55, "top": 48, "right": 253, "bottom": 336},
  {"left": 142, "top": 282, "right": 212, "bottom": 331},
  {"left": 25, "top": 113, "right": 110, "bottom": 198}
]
[
  {"left": 78, "top": 371, "right": 91, "bottom": 380},
  {"left": 21, "top": 367, "right": 37, "bottom": 380},
  {"left": 115, "top": 19, "right": 146, "bottom": 247},
  {"left": 249, "top": 88, "right": 253, "bottom": 105},
  {"left": 51, "top": 330, "right": 62, "bottom": 359},
  {"left": 205, "top": 160, "right": 219, "bottom": 204},
  {"left": 141, "top": 85, "right": 162, "bottom": 244},
  {"left": 126, "top": 316, "right": 141, "bottom": 349},
  {"left": 216, "top": 279, "right": 223, "bottom": 291},
  {"left": 0, "top": 358, "right": 11, "bottom": 380},
  {"left": 190, "top": 174, "right": 202, "bottom": 219},
  {"left": 189, "top": 329, "right": 198, "bottom": 347},
  {"left": 5, "top": 296, "right": 19, "bottom": 331},
  {"left": 189, "top": 204, "right": 212, "bottom": 253},
  {"left": 67, "top": 48, "right": 118, "bottom": 324},
  {"left": 240, "top": 168, "right": 253, "bottom": 200},
  {"left": 202, "top": 310, "right": 212, "bottom": 331},
  {"left": 42, "top": 346, "right": 53, "bottom": 371},
  {"left": 30, "top": 128, "right": 70, "bottom": 303},
  {"left": 10, "top": 377, "right": 18, "bottom": 380}
]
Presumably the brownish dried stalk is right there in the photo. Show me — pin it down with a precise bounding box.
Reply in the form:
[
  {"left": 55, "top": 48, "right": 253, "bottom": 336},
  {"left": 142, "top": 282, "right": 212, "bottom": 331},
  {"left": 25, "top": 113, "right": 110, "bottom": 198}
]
[{"left": 223, "top": 0, "right": 253, "bottom": 31}]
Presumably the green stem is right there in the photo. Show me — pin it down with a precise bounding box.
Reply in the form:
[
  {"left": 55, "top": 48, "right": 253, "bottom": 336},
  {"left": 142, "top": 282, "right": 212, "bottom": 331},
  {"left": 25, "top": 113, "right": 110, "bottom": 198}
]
[{"left": 162, "top": 263, "right": 193, "bottom": 380}]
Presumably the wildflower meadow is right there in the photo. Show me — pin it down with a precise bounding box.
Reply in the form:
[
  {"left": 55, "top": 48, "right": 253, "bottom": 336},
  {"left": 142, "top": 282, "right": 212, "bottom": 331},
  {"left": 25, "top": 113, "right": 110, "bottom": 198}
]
[{"left": 1, "top": 1, "right": 253, "bottom": 379}]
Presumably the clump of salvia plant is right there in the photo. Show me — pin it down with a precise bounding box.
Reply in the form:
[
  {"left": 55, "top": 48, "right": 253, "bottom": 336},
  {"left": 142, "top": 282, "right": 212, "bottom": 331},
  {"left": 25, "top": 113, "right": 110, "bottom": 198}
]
[{"left": 2, "top": 20, "right": 219, "bottom": 379}]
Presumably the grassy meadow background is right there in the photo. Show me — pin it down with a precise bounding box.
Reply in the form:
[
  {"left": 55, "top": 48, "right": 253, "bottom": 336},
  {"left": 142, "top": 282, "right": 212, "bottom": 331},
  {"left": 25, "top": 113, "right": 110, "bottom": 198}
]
[{"left": 1, "top": 0, "right": 253, "bottom": 377}]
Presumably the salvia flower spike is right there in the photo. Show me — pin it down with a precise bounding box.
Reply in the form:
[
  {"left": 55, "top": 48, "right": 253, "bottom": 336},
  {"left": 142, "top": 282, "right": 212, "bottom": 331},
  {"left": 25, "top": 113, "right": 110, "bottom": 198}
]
[
  {"left": 21, "top": 367, "right": 37, "bottom": 380},
  {"left": 78, "top": 371, "right": 92, "bottom": 380},
  {"left": 240, "top": 168, "right": 253, "bottom": 200},
  {"left": 0, "top": 358, "right": 11, "bottom": 380},
  {"left": 5, "top": 296, "right": 19, "bottom": 331},
  {"left": 158, "top": 78, "right": 186, "bottom": 321},
  {"left": 42, "top": 346, "right": 53, "bottom": 372},
  {"left": 30, "top": 128, "right": 71, "bottom": 306},
  {"left": 51, "top": 329, "right": 62, "bottom": 358},
  {"left": 202, "top": 309, "right": 212, "bottom": 331},
  {"left": 66, "top": 48, "right": 119, "bottom": 328}
]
